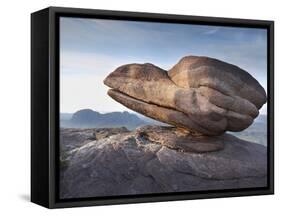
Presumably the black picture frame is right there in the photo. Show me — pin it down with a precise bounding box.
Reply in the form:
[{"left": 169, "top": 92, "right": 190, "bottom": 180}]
[{"left": 31, "top": 6, "right": 274, "bottom": 208}]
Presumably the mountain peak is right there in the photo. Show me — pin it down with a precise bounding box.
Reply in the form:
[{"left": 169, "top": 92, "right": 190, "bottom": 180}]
[{"left": 62, "top": 109, "right": 146, "bottom": 129}]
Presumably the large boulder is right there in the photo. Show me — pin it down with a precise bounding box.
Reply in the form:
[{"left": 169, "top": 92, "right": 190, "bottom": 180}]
[
  {"left": 60, "top": 126, "right": 267, "bottom": 199},
  {"left": 104, "top": 56, "right": 266, "bottom": 135}
]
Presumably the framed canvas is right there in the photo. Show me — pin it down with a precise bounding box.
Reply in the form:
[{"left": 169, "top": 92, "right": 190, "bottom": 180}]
[{"left": 31, "top": 6, "right": 274, "bottom": 208}]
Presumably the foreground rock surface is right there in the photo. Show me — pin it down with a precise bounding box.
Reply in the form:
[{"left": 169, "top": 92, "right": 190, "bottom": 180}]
[{"left": 60, "top": 126, "right": 267, "bottom": 199}]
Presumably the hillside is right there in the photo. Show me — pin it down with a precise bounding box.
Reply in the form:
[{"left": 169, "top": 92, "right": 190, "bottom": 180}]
[
  {"left": 60, "top": 109, "right": 146, "bottom": 130},
  {"left": 60, "top": 110, "right": 267, "bottom": 145}
]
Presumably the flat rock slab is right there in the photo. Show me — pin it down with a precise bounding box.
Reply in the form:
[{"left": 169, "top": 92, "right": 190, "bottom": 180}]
[
  {"left": 135, "top": 125, "right": 225, "bottom": 152},
  {"left": 60, "top": 127, "right": 130, "bottom": 153},
  {"left": 60, "top": 126, "right": 267, "bottom": 199}
]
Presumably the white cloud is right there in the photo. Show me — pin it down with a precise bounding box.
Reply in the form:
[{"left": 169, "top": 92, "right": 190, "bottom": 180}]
[
  {"left": 60, "top": 73, "right": 132, "bottom": 113},
  {"left": 60, "top": 51, "right": 125, "bottom": 76},
  {"left": 60, "top": 51, "right": 128, "bottom": 113},
  {"left": 203, "top": 27, "right": 220, "bottom": 35}
]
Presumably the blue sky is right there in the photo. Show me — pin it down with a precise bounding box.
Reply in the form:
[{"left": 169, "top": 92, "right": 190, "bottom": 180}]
[{"left": 60, "top": 17, "right": 267, "bottom": 114}]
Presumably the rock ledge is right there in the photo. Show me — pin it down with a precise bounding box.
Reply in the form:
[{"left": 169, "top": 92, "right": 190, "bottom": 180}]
[{"left": 60, "top": 126, "right": 267, "bottom": 199}]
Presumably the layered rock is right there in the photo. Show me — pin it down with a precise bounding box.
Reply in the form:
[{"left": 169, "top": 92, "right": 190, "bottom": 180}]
[
  {"left": 135, "top": 125, "right": 225, "bottom": 152},
  {"left": 104, "top": 56, "right": 266, "bottom": 136},
  {"left": 60, "top": 126, "right": 267, "bottom": 199}
]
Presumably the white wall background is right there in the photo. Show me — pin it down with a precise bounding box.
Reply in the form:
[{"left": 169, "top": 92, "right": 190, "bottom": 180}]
[{"left": 0, "top": 0, "right": 279, "bottom": 214}]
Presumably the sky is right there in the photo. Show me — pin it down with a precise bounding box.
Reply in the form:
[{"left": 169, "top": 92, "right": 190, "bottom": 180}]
[{"left": 60, "top": 17, "right": 268, "bottom": 114}]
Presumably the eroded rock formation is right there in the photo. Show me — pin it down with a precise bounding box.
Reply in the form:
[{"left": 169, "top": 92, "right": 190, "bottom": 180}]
[{"left": 104, "top": 56, "right": 266, "bottom": 136}]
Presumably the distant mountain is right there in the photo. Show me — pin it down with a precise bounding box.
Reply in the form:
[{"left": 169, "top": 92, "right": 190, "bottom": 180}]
[
  {"left": 61, "top": 110, "right": 267, "bottom": 146},
  {"left": 136, "top": 113, "right": 167, "bottom": 126},
  {"left": 60, "top": 109, "right": 147, "bottom": 130}
]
